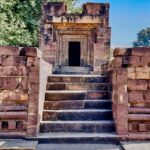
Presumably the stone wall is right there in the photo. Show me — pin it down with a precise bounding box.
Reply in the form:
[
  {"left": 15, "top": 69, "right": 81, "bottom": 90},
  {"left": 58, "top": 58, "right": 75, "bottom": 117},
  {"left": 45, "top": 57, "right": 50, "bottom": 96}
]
[
  {"left": 111, "top": 47, "right": 150, "bottom": 140},
  {"left": 0, "top": 46, "right": 40, "bottom": 138}
]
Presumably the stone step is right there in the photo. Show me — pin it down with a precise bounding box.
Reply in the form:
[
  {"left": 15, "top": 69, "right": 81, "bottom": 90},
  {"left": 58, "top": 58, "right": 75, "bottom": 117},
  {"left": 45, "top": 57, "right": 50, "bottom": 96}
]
[
  {"left": 47, "top": 75, "right": 109, "bottom": 83},
  {"left": 46, "top": 83, "right": 110, "bottom": 91},
  {"left": 0, "top": 139, "right": 38, "bottom": 150},
  {"left": 45, "top": 91, "right": 110, "bottom": 101},
  {"left": 36, "top": 132, "right": 119, "bottom": 143},
  {"left": 45, "top": 91, "right": 86, "bottom": 101},
  {"left": 54, "top": 66, "right": 92, "bottom": 74},
  {"left": 42, "top": 109, "right": 113, "bottom": 121},
  {"left": 44, "top": 100, "right": 112, "bottom": 110},
  {"left": 40, "top": 121, "right": 115, "bottom": 133},
  {"left": 87, "top": 91, "right": 110, "bottom": 99}
]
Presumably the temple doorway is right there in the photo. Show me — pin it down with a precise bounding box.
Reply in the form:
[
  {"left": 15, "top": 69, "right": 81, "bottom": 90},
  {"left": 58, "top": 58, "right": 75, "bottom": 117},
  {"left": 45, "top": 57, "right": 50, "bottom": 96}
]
[{"left": 68, "top": 42, "right": 80, "bottom": 66}]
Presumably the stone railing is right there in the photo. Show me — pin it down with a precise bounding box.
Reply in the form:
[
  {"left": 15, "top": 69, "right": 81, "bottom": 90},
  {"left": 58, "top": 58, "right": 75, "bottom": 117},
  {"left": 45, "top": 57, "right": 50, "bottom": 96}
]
[
  {"left": 111, "top": 47, "right": 150, "bottom": 140},
  {"left": 0, "top": 46, "right": 40, "bottom": 138}
]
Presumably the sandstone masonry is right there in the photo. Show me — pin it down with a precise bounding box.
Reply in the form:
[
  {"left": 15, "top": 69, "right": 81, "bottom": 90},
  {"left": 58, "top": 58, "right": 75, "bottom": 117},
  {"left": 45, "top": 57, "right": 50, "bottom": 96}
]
[{"left": 0, "top": 46, "right": 40, "bottom": 138}]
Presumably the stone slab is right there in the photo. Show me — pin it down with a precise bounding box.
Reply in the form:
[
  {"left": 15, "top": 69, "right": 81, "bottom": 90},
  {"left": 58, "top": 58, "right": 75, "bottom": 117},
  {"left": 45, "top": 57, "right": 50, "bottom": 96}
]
[
  {"left": 120, "top": 142, "right": 150, "bottom": 150},
  {"left": 0, "top": 139, "right": 38, "bottom": 150},
  {"left": 37, "top": 144, "right": 120, "bottom": 150}
]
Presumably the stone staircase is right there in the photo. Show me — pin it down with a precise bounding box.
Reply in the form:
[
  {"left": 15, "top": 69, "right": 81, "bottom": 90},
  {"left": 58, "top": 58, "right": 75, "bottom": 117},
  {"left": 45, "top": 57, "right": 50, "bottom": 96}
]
[{"left": 39, "top": 75, "right": 116, "bottom": 143}]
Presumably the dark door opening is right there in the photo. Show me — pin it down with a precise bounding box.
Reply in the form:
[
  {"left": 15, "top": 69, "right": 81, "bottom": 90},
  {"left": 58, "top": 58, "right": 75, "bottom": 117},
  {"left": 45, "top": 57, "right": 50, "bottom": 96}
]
[{"left": 69, "top": 42, "right": 80, "bottom": 66}]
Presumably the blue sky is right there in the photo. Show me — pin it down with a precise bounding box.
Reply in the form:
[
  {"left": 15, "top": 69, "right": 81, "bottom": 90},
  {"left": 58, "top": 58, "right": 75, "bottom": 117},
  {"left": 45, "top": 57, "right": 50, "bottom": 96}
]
[{"left": 79, "top": 0, "right": 150, "bottom": 47}]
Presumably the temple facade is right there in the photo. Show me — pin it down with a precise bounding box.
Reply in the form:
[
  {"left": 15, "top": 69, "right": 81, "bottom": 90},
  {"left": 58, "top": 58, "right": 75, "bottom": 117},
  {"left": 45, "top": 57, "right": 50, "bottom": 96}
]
[{"left": 40, "top": 2, "right": 111, "bottom": 74}]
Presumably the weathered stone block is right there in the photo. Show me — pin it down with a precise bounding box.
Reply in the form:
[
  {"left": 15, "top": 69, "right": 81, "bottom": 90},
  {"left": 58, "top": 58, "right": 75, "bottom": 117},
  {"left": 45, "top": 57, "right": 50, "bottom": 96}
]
[
  {"left": 27, "top": 114, "right": 38, "bottom": 126},
  {"left": 0, "top": 77, "right": 28, "bottom": 90},
  {"left": 113, "top": 92, "right": 128, "bottom": 104},
  {"left": 141, "top": 56, "right": 150, "bottom": 66},
  {"left": 113, "top": 57, "right": 122, "bottom": 67},
  {"left": 28, "top": 105, "right": 38, "bottom": 115},
  {"left": 127, "top": 67, "right": 136, "bottom": 79},
  {"left": 116, "top": 74, "right": 127, "bottom": 84},
  {"left": 113, "top": 84, "right": 127, "bottom": 93},
  {"left": 129, "top": 114, "right": 150, "bottom": 121},
  {"left": 113, "top": 48, "right": 128, "bottom": 57},
  {"left": 26, "top": 126, "right": 38, "bottom": 137},
  {"left": 123, "top": 56, "right": 141, "bottom": 67},
  {"left": 128, "top": 123, "right": 133, "bottom": 132},
  {"left": 0, "top": 66, "right": 29, "bottom": 76},
  {"left": 28, "top": 83, "right": 39, "bottom": 94},
  {"left": 29, "top": 72, "right": 39, "bottom": 84},
  {"left": 28, "top": 94, "right": 39, "bottom": 106},
  {"left": 0, "top": 121, "right": 2, "bottom": 130},
  {"left": 8, "top": 121, "right": 16, "bottom": 130},
  {"left": 139, "top": 124, "right": 147, "bottom": 132},
  {"left": 43, "top": 111, "right": 57, "bottom": 121},
  {"left": 116, "top": 122, "right": 128, "bottom": 135},
  {"left": 128, "top": 91, "right": 144, "bottom": 102},
  {"left": 2, "top": 56, "right": 27, "bottom": 66},
  {"left": 20, "top": 47, "right": 37, "bottom": 57},
  {"left": 0, "top": 46, "right": 19, "bottom": 56},
  {"left": 135, "top": 67, "right": 150, "bottom": 79},
  {"left": 0, "top": 90, "right": 28, "bottom": 101},
  {"left": 144, "top": 91, "right": 150, "bottom": 102},
  {"left": 115, "top": 68, "right": 127, "bottom": 75},
  {"left": 131, "top": 122, "right": 139, "bottom": 132},
  {"left": 0, "top": 112, "right": 27, "bottom": 120},
  {"left": 132, "top": 47, "right": 150, "bottom": 57},
  {"left": 127, "top": 80, "right": 148, "bottom": 91}
]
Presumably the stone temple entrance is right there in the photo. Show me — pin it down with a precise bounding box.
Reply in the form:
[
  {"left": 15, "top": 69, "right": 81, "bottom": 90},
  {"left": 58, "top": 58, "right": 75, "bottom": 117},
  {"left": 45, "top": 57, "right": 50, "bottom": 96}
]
[
  {"left": 69, "top": 42, "right": 80, "bottom": 66},
  {"left": 40, "top": 2, "right": 111, "bottom": 74}
]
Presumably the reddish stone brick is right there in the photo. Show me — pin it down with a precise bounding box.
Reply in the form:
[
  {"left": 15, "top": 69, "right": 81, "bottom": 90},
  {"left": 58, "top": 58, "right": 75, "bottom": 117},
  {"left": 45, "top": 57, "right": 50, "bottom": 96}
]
[
  {"left": 113, "top": 48, "right": 128, "bottom": 57},
  {"left": 0, "top": 46, "right": 19, "bottom": 56},
  {"left": 127, "top": 67, "right": 136, "bottom": 79},
  {"left": 0, "top": 121, "right": 2, "bottom": 130},
  {"left": 127, "top": 80, "right": 148, "bottom": 91},
  {"left": 0, "top": 66, "right": 29, "bottom": 76},
  {"left": 141, "top": 57, "right": 150, "bottom": 66},
  {"left": 135, "top": 67, "right": 149, "bottom": 79},
  {"left": 144, "top": 91, "right": 150, "bottom": 102},
  {"left": 113, "top": 84, "right": 127, "bottom": 93},
  {"left": 8, "top": 121, "right": 16, "bottom": 130},
  {"left": 128, "top": 91, "right": 144, "bottom": 102},
  {"left": 2, "top": 56, "right": 27, "bottom": 67},
  {"left": 131, "top": 122, "right": 139, "bottom": 132},
  {"left": 148, "top": 81, "right": 150, "bottom": 90},
  {"left": 27, "top": 114, "right": 38, "bottom": 126},
  {"left": 139, "top": 124, "right": 147, "bottom": 132},
  {"left": 29, "top": 72, "right": 39, "bottom": 84},
  {"left": 0, "top": 90, "right": 28, "bottom": 101},
  {"left": 23, "top": 121, "right": 27, "bottom": 130},
  {"left": 26, "top": 126, "right": 38, "bottom": 137},
  {"left": 116, "top": 74, "right": 127, "bottom": 84},
  {"left": 128, "top": 123, "right": 133, "bottom": 132},
  {"left": 16, "top": 121, "right": 23, "bottom": 130},
  {"left": 0, "top": 77, "right": 28, "bottom": 90},
  {"left": 132, "top": 47, "right": 150, "bottom": 57},
  {"left": 20, "top": 47, "right": 37, "bottom": 57},
  {"left": 116, "top": 68, "right": 127, "bottom": 75},
  {"left": 123, "top": 56, "right": 141, "bottom": 67},
  {"left": 114, "top": 57, "right": 122, "bottom": 67},
  {"left": 116, "top": 123, "right": 128, "bottom": 135},
  {"left": 28, "top": 94, "right": 39, "bottom": 107},
  {"left": 111, "top": 73, "right": 117, "bottom": 83}
]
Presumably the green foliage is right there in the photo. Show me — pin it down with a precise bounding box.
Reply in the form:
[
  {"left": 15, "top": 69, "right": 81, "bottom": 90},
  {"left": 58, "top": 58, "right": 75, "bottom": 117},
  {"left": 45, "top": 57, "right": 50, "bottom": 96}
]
[
  {"left": 133, "top": 27, "right": 150, "bottom": 47},
  {"left": 0, "top": 0, "right": 80, "bottom": 46},
  {"left": 0, "top": 0, "right": 42, "bottom": 46}
]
